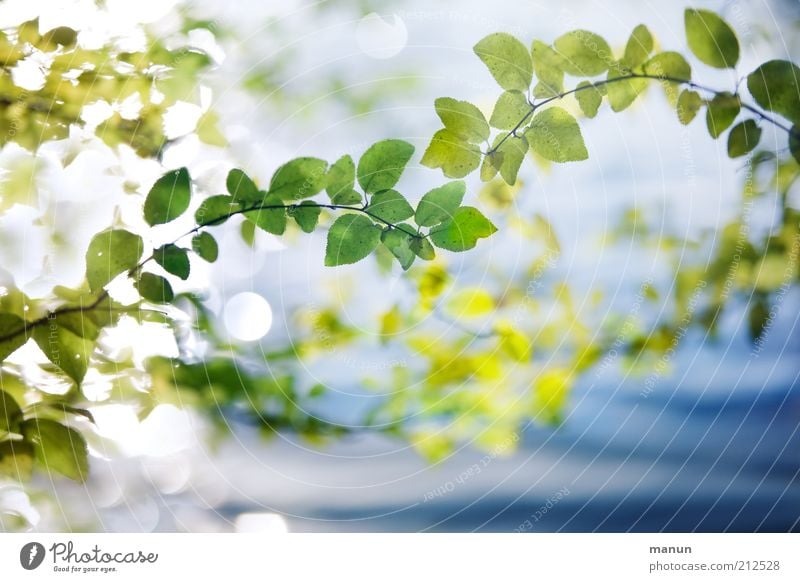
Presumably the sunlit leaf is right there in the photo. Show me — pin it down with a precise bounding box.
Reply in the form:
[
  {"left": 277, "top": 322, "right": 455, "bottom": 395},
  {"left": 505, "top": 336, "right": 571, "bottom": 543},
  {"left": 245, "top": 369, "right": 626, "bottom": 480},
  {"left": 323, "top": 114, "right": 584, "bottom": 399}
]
[
  {"left": 421, "top": 129, "right": 481, "bottom": 178},
  {"left": 684, "top": 8, "right": 739, "bottom": 69},
  {"left": 474, "top": 32, "right": 533, "bottom": 91},
  {"left": 0, "top": 314, "right": 28, "bottom": 362},
  {"left": 226, "top": 168, "right": 260, "bottom": 203},
  {"left": 706, "top": 92, "right": 740, "bottom": 138},
  {"left": 136, "top": 272, "right": 174, "bottom": 304},
  {"left": 0, "top": 389, "right": 22, "bottom": 433},
  {"left": 269, "top": 157, "right": 328, "bottom": 200},
  {"left": 446, "top": 288, "right": 495, "bottom": 317},
  {"left": 435, "top": 97, "right": 490, "bottom": 143},
  {"left": 154, "top": 244, "right": 190, "bottom": 280},
  {"left": 357, "top": 139, "right": 415, "bottom": 195},
  {"left": 290, "top": 201, "right": 321, "bottom": 233},
  {"left": 430, "top": 206, "right": 497, "bottom": 251},
  {"left": 195, "top": 194, "right": 241, "bottom": 225},
  {"left": 677, "top": 89, "right": 703, "bottom": 124},
  {"left": 32, "top": 324, "right": 94, "bottom": 383},
  {"left": 191, "top": 232, "right": 218, "bottom": 262},
  {"left": 553, "top": 30, "right": 612, "bottom": 76},
  {"left": 244, "top": 194, "right": 287, "bottom": 235},
  {"left": 381, "top": 227, "right": 416, "bottom": 270},
  {"left": 0, "top": 440, "right": 33, "bottom": 480},
  {"left": 621, "top": 24, "right": 654, "bottom": 69},
  {"left": 143, "top": 167, "right": 191, "bottom": 226},
  {"left": 326, "top": 154, "right": 356, "bottom": 200},
  {"left": 368, "top": 189, "right": 414, "bottom": 223},
  {"left": 21, "top": 419, "right": 89, "bottom": 482},
  {"left": 531, "top": 40, "right": 564, "bottom": 97},
  {"left": 85, "top": 229, "right": 143, "bottom": 292},
  {"left": 574, "top": 81, "right": 603, "bottom": 118},
  {"left": 526, "top": 107, "right": 588, "bottom": 163}
]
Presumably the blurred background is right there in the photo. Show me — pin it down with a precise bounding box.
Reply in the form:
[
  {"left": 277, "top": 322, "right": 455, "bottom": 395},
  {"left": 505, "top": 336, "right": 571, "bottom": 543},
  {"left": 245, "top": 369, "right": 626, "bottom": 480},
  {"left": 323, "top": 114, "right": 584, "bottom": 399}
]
[{"left": 0, "top": 0, "right": 798, "bottom": 532}]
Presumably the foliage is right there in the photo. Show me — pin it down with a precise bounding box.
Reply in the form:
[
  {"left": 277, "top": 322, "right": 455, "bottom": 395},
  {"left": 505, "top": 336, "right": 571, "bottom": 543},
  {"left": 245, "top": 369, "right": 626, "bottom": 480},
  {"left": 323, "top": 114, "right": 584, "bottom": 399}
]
[{"left": 0, "top": 5, "right": 798, "bottom": 517}]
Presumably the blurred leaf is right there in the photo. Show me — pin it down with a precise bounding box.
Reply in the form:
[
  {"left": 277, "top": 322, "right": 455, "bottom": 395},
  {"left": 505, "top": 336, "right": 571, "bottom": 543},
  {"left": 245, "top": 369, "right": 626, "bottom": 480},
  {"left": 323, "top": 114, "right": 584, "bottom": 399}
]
[
  {"left": 144, "top": 168, "right": 192, "bottom": 226},
  {"left": 446, "top": 288, "right": 495, "bottom": 317},
  {"left": 684, "top": 9, "right": 739, "bottom": 69},
  {"left": 0, "top": 440, "right": 33, "bottom": 480},
  {"left": 21, "top": 419, "right": 88, "bottom": 482},
  {"left": 727, "top": 120, "right": 762, "bottom": 157},
  {"left": 32, "top": 324, "right": 94, "bottom": 384},
  {"left": 410, "top": 237, "right": 436, "bottom": 261},
  {"left": 0, "top": 389, "right": 22, "bottom": 433},
  {"left": 325, "top": 214, "right": 381, "bottom": 266},
  {"left": 474, "top": 33, "right": 533, "bottom": 91},
  {"left": 357, "top": 140, "right": 415, "bottom": 194},
  {"left": 0, "top": 314, "right": 28, "bottom": 362}
]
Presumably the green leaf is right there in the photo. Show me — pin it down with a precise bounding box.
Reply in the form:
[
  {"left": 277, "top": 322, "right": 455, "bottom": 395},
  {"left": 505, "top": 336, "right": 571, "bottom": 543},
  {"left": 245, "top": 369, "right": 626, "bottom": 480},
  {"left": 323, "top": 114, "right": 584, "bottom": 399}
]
[
  {"left": 526, "top": 107, "right": 588, "bottom": 163},
  {"left": 0, "top": 313, "right": 28, "bottom": 362},
  {"left": 143, "top": 167, "right": 191, "bottom": 226},
  {"left": 290, "top": 201, "right": 321, "bottom": 233},
  {"left": 195, "top": 194, "right": 240, "bottom": 225},
  {"left": 324, "top": 214, "right": 382, "bottom": 266},
  {"left": 747, "top": 60, "right": 800, "bottom": 124},
  {"left": 430, "top": 206, "right": 497, "bottom": 252},
  {"left": 421, "top": 129, "right": 481, "bottom": 179},
  {"left": 790, "top": 127, "right": 800, "bottom": 165},
  {"left": 474, "top": 32, "right": 533, "bottom": 91},
  {"left": 552, "top": 30, "right": 612, "bottom": 76},
  {"left": 269, "top": 157, "right": 328, "bottom": 200},
  {"left": 677, "top": 89, "right": 703, "bottom": 124},
  {"left": 32, "top": 324, "right": 94, "bottom": 383},
  {"left": 480, "top": 152, "right": 501, "bottom": 182},
  {"left": 685, "top": 8, "right": 739, "bottom": 69},
  {"left": 240, "top": 219, "right": 256, "bottom": 247},
  {"left": 706, "top": 92, "right": 740, "bottom": 138},
  {"left": 136, "top": 272, "right": 174, "bottom": 304},
  {"left": 226, "top": 168, "right": 260, "bottom": 203},
  {"left": 727, "top": 120, "right": 762, "bottom": 158},
  {"left": 154, "top": 244, "right": 191, "bottom": 280},
  {"left": 644, "top": 51, "right": 691, "bottom": 81},
  {"left": 326, "top": 155, "right": 356, "bottom": 200},
  {"left": 575, "top": 81, "right": 602, "bottom": 118},
  {"left": 493, "top": 134, "right": 529, "bottom": 184},
  {"left": 435, "top": 97, "right": 490, "bottom": 143},
  {"left": 357, "top": 139, "right": 415, "bottom": 195},
  {"left": 621, "top": 24, "right": 654, "bottom": 69},
  {"left": 490, "top": 91, "right": 531, "bottom": 130},
  {"left": 21, "top": 419, "right": 88, "bottom": 482},
  {"left": 85, "top": 229, "right": 143, "bottom": 292},
  {"left": 410, "top": 236, "right": 436, "bottom": 260},
  {"left": 605, "top": 66, "right": 648, "bottom": 112},
  {"left": 331, "top": 189, "right": 363, "bottom": 205},
  {"left": 0, "top": 440, "right": 33, "bottom": 480},
  {"left": 381, "top": 227, "right": 416, "bottom": 270},
  {"left": 0, "top": 389, "right": 22, "bottom": 433},
  {"left": 244, "top": 194, "right": 287, "bottom": 235},
  {"left": 415, "top": 181, "right": 466, "bottom": 227},
  {"left": 368, "top": 190, "right": 414, "bottom": 223},
  {"left": 531, "top": 40, "right": 564, "bottom": 97},
  {"left": 191, "top": 232, "right": 218, "bottom": 262}
]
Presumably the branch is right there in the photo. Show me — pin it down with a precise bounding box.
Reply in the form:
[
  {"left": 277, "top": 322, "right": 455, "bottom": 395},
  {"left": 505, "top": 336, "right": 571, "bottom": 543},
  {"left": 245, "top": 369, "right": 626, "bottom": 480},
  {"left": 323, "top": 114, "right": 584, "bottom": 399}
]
[
  {"left": 487, "top": 73, "right": 799, "bottom": 155},
  {"left": 0, "top": 199, "right": 428, "bottom": 349}
]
